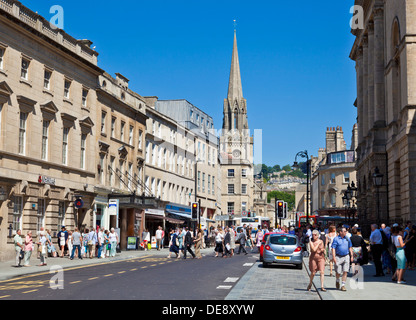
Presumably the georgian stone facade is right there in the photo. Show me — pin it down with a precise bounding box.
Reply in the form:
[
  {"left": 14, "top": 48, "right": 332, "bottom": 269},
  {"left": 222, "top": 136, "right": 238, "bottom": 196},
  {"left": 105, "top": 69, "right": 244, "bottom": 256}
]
[
  {"left": 350, "top": 0, "right": 416, "bottom": 225},
  {"left": 0, "top": 0, "right": 101, "bottom": 260},
  {"left": 311, "top": 127, "right": 357, "bottom": 217}
]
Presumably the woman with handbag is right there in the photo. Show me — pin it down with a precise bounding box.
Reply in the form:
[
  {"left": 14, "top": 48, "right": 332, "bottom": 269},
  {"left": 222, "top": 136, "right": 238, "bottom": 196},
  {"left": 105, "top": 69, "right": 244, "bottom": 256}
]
[
  {"left": 109, "top": 228, "right": 119, "bottom": 257},
  {"left": 350, "top": 228, "right": 366, "bottom": 275},
  {"left": 23, "top": 231, "right": 34, "bottom": 267},
  {"left": 37, "top": 231, "right": 47, "bottom": 266},
  {"left": 168, "top": 230, "right": 179, "bottom": 258},
  {"left": 391, "top": 226, "right": 412, "bottom": 284},
  {"left": 142, "top": 229, "right": 150, "bottom": 251},
  {"left": 214, "top": 228, "right": 224, "bottom": 257}
]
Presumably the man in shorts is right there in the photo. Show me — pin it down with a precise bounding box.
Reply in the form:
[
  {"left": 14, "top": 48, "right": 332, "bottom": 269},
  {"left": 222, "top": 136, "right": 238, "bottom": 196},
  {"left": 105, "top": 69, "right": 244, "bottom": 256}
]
[{"left": 331, "top": 227, "right": 353, "bottom": 291}]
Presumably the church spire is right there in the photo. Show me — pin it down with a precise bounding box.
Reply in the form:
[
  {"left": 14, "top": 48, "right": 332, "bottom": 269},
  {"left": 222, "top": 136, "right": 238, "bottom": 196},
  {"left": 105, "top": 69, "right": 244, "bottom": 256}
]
[{"left": 227, "top": 29, "right": 243, "bottom": 102}]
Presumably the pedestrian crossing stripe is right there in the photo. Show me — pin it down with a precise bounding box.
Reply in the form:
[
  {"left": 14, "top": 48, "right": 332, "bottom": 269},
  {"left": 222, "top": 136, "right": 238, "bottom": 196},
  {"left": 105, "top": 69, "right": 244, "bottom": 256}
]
[
  {"left": 216, "top": 285, "right": 232, "bottom": 290},
  {"left": 224, "top": 277, "right": 239, "bottom": 283},
  {"left": 243, "top": 263, "right": 254, "bottom": 266}
]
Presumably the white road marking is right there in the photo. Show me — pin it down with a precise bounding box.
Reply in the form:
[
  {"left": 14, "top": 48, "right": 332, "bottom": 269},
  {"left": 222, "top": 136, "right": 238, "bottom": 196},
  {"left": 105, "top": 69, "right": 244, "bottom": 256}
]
[
  {"left": 243, "top": 263, "right": 254, "bottom": 266},
  {"left": 224, "top": 277, "right": 239, "bottom": 283},
  {"left": 216, "top": 285, "right": 233, "bottom": 290}
]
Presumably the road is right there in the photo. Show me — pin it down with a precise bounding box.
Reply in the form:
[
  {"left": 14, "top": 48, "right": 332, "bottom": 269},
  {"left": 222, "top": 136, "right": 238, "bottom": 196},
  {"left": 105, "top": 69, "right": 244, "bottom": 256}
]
[{"left": 0, "top": 251, "right": 320, "bottom": 300}]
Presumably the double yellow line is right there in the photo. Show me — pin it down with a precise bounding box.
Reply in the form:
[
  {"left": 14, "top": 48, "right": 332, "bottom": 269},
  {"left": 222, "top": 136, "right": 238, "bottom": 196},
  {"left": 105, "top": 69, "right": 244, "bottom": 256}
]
[{"left": 0, "top": 254, "right": 152, "bottom": 286}]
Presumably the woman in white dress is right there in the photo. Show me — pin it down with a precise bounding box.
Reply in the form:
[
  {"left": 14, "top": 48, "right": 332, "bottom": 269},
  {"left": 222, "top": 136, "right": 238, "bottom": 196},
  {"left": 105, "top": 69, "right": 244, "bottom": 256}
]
[
  {"left": 214, "top": 228, "right": 224, "bottom": 257},
  {"left": 325, "top": 225, "right": 337, "bottom": 277},
  {"left": 109, "top": 228, "right": 119, "bottom": 257}
]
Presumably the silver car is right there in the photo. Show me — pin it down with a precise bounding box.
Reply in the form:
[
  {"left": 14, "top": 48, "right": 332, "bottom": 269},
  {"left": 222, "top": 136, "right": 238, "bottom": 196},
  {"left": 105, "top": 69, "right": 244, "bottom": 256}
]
[{"left": 262, "top": 234, "right": 303, "bottom": 269}]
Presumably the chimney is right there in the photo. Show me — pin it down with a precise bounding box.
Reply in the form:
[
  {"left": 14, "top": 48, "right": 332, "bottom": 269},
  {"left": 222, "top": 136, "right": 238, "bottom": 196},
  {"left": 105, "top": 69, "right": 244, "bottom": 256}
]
[{"left": 115, "top": 73, "right": 130, "bottom": 89}]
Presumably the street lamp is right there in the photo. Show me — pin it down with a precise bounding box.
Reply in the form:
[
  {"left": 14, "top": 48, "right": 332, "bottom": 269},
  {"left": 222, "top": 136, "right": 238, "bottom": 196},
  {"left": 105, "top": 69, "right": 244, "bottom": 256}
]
[
  {"left": 350, "top": 181, "right": 358, "bottom": 198},
  {"left": 342, "top": 192, "right": 348, "bottom": 224},
  {"left": 373, "top": 167, "right": 383, "bottom": 224},
  {"left": 292, "top": 150, "right": 310, "bottom": 224}
]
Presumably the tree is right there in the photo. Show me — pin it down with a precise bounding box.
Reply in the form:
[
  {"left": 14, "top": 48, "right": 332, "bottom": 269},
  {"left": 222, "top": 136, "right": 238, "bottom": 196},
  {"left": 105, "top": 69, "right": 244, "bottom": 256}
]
[
  {"left": 272, "top": 165, "right": 281, "bottom": 172},
  {"left": 282, "top": 164, "right": 292, "bottom": 172},
  {"left": 267, "top": 191, "right": 295, "bottom": 211}
]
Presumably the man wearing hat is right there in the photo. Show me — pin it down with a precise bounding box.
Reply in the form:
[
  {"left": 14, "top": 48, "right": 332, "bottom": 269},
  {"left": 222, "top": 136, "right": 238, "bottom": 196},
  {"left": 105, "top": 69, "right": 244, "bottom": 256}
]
[{"left": 57, "top": 226, "right": 68, "bottom": 257}]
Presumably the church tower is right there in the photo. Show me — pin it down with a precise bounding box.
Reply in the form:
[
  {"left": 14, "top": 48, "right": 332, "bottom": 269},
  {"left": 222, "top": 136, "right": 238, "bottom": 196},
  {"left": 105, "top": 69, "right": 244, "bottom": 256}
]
[
  {"left": 220, "top": 29, "right": 254, "bottom": 224},
  {"left": 222, "top": 30, "right": 249, "bottom": 132}
]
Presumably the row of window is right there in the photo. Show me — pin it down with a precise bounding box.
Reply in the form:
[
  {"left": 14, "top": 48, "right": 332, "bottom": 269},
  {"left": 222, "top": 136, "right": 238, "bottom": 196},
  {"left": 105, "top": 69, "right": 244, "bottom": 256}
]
[
  {"left": 12, "top": 196, "right": 66, "bottom": 234},
  {"left": 145, "top": 141, "right": 195, "bottom": 177},
  {"left": 104, "top": 156, "right": 141, "bottom": 191},
  {"left": 227, "top": 184, "right": 248, "bottom": 195},
  {"left": 190, "top": 109, "right": 214, "bottom": 129},
  {"left": 18, "top": 111, "right": 88, "bottom": 168},
  {"left": 101, "top": 111, "right": 143, "bottom": 147},
  {"left": 227, "top": 168, "right": 248, "bottom": 178},
  {"left": 321, "top": 172, "right": 350, "bottom": 185},
  {"left": 0, "top": 47, "right": 89, "bottom": 107},
  {"left": 197, "top": 172, "right": 216, "bottom": 196},
  {"left": 144, "top": 176, "right": 196, "bottom": 204}
]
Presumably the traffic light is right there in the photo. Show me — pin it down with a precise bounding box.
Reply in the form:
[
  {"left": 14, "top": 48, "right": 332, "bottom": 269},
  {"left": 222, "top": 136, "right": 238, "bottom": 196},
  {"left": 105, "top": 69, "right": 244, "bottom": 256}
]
[
  {"left": 191, "top": 202, "right": 199, "bottom": 220},
  {"left": 284, "top": 202, "right": 288, "bottom": 219},
  {"left": 277, "top": 201, "right": 284, "bottom": 218}
]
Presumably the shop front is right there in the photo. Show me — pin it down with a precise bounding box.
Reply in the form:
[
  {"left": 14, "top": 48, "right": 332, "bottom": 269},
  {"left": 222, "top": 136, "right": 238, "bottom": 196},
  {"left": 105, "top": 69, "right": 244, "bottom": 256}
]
[{"left": 108, "top": 194, "right": 168, "bottom": 250}]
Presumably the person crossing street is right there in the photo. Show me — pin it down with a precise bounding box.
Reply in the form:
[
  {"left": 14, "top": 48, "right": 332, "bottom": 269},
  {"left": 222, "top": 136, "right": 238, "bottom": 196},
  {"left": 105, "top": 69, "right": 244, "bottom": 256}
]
[{"left": 183, "top": 227, "right": 195, "bottom": 259}]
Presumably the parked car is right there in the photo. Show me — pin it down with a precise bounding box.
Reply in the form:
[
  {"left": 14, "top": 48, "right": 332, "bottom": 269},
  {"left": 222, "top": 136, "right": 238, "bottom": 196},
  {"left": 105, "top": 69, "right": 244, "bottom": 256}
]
[{"left": 262, "top": 233, "right": 303, "bottom": 269}]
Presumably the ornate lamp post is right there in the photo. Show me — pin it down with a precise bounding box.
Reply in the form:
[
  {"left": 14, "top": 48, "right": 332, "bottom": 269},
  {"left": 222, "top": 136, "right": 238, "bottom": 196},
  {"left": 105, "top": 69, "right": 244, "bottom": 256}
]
[
  {"left": 292, "top": 150, "right": 310, "bottom": 224},
  {"left": 342, "top": 181, "right": 358, "bottom": 226},
  {"left": 372, "top": 167, "right": 383, "bottom": 224}
]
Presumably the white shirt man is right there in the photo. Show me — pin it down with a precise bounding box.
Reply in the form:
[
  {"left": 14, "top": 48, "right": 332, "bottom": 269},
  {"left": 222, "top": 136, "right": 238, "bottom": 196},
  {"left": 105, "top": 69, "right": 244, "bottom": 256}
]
[{"left": 156, "top": 226, "right": 163, "bottom": 251}]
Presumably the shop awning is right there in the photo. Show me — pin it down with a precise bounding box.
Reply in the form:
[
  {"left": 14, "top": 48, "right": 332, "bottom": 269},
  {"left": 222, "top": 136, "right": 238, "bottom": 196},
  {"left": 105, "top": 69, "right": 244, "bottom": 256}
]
[
  {"left": 145, "top": 213, "right": 183, "bottom": 224},
  {"left": 145, "top": 209, "right": 165, "bottom": 216},
  {"left": 165, "top": 210, "right": 192, "bottom": 220}
]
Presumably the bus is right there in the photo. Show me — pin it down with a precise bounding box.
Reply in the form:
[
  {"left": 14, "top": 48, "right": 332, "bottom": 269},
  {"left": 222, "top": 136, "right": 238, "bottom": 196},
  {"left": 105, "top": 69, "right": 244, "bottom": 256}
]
[
  {"left": 297, "top": 215, "right": 354, "bottom": 229},
  {"left": 240, "top": 216, "right": 270, "bottom": 231}
]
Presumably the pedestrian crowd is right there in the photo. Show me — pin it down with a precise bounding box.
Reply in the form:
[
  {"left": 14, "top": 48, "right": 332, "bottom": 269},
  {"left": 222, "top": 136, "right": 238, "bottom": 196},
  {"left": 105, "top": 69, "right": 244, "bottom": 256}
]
[
  {"left": 13, "top": 226, "right": 120, "bottom": 267},
  {"left": 142, "top": 224, "right": 268, "bottom": 260},
  {"left": 300, "top": 221, "right": 416, "bottom": 292}
]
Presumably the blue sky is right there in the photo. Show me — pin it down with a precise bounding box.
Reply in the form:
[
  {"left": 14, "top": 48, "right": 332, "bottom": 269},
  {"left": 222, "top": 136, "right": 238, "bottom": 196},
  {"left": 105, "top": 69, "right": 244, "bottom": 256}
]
[{"left": 23, "top": 0, "right": 357, "bottom": 167}]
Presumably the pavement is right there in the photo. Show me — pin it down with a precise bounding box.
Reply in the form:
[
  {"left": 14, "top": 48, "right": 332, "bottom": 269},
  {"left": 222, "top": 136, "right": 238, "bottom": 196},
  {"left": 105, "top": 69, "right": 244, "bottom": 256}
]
[
  {"left": 2, "top": 248, "right": 415, "bottom": 300},
  {"left": 225, "top": 258, "right": 320, "bottom": 300},
  {"left": 304, "top": 256, "right": 416, "bottom": 300}
]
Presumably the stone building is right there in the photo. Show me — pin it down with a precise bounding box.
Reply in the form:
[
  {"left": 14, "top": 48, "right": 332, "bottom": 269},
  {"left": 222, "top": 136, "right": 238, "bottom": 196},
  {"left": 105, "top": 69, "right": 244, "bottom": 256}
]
[
  {"left": 311, "top": 126, "right": 357, "bottom": 218},
  {"left": 95, "top": 72, "right": 149, "bottom": 250},
  {"left": 220, "top": 31, "right": 254, "bottom": 226},
  {"left": 0, "top": 0, "right": 101, "bottom": 260},
  {"left": 142, "top": 98, "right": 195, "bottom": 232},
  {"left": 155, "top": 99, "right": 220, "bottom": 227},
  {"left": 350, "top": 0, "right": 416, "bottom": 225}
]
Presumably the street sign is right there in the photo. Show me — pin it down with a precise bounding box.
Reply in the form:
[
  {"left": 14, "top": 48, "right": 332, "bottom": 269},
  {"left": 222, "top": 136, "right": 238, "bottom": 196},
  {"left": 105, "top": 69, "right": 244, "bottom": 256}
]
[
  {"left": 108, "top": 199, "right": 119, "bottom": 216},
  {"left": 127, "top": 237, "right": 137, "bottom": 250},
  {"left": 74, "top": 198, "right": 84, "bottom": 209},
  {"left": 242, "top": 211, "right": 247, "bottom": 217}
]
